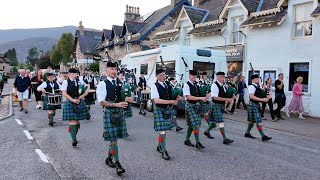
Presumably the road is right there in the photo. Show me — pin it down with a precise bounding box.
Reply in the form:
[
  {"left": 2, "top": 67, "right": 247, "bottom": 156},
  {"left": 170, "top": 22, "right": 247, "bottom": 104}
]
[{"left": 0, "top": 79, "right": 320, "bottom": 180}]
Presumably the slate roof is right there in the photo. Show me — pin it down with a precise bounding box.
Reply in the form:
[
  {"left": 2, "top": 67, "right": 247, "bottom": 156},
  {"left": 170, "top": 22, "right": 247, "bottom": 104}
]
[
  {"left": 111, "top": 25, "right": 124, "bottom": 38},
  {"left": 75, "top": 30, "right": 103, "bottom": 54},
  {"left": 183, "top": 6, "right": 209, "bottom": 24},
  {"left": 195, "top": 0, "right": 228, "bottom": 22},
  {"left": 123, "top": 21, "right": 147, "bottom": 35},
  {"left": 311, "top": 6, "right": 320, "bottom": 17},
  {"left": 241, "top": 10, "right": 287, "bottom": 26},
  {"left": 0, "top": 53, "right": 10, "bottom": 63},
  {"left": 152, "top": 31, "right": 180, "bottom": 41},
  {"left": 102, "top": 29, "right": 112, "bottom": 40},
  {"left": 188, "top": 22, "right": 227, "bottom": 34},
  {"left": 240, "top": 0, "right": 260, "bottom": 12}
]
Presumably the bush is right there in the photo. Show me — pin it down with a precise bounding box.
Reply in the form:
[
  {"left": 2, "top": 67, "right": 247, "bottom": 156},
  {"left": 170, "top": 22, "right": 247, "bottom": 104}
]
[{"left": 90, "top": 63, "right": 99, "bottom": 72}]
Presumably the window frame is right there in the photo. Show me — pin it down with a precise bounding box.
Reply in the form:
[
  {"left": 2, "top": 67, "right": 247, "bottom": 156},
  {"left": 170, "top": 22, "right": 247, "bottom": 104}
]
[
  {"left": 292, "top": 2, "right": 313, "bottom": 39},
  {"left": 288, "top": 61, "right": 311, "bottom": 94},
  {"left": 231, "top": 16, "right": 244, "bottom": 45},
  {"left": 140, "top": 63, "right": 148, "bottom": 75},
  {"left": 183, "top": 26, "right": 192, "bottom": 46}
]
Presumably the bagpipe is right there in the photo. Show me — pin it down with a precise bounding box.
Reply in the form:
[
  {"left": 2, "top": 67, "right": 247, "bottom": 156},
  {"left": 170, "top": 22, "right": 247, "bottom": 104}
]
[{"left": 121, "top": 83, "right": 132, "bottom": 102}]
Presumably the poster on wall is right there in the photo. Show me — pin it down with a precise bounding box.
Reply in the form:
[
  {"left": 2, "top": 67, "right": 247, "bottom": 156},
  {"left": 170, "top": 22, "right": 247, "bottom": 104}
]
[{"left": 227, "top": 62, "right": 243, "bottom": 78}]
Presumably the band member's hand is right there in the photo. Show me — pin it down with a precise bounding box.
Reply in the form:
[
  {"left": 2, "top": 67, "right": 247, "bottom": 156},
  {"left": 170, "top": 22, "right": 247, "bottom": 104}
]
[
  {"left": 262, "top": 98, "right": 269, "bottom": 103},
  {"left": 116, "top": 102, "right": 128, "bottom": 108},
  {"left": 73, "top": 99, "right": 80, "bottom": 104},
  {"left": 125, "top": 97, "right": 133, "bottom": 103},
  {"left": 227, "top": 98, "right": 233, "bottom": 103},
  {"left": 78, "top": 96, "right": 84, "bottom": 100},
  {"left": 177, "top": 96, "right": 184, "bottom": 101},
  {"left": 42, "top": 90, "right": 46, "bottom": 93},
  {"left": 170, "top": 100, "right": 178, "bottom": 105}
]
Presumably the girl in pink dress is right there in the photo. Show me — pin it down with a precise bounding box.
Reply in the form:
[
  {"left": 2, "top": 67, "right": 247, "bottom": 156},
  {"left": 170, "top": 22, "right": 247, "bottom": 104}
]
[{"left": 286, "top": 76, "right": 305, "bottom": 119}]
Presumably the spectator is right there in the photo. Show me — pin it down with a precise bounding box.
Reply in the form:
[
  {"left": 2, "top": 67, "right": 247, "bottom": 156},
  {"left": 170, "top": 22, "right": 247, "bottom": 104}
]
[
  {"left": 274, "top": 73, "right": 286, "bottom": 120},
  {"left": 0, "top": 69, "right": 4, "bottom": 93},
  {"left": 26, "top": 69, "right": 32, "bottom": 102},
  {"left": 261, "top": 78, "right": 276, "bottom": 121},
  {"left": 31, "top": 70, "right": 43, "bottom": 109},
  {"left": 236, "top": 76, "right": 247, "bottom": 110},
  {"left": 286, "top": 76, "right": 305, "bottom": 119},
  {"left": 14, "top": 69, "right": 31, "bottom": 113}
]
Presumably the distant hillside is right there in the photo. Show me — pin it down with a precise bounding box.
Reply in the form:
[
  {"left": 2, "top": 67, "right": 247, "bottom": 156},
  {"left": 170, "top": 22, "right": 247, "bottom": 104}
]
[
  {"left": 0, "top": 37, "right": 58, "bottom": 62},
  {"left": 0, "top": 26, "right": 77, "bottom": 44}
]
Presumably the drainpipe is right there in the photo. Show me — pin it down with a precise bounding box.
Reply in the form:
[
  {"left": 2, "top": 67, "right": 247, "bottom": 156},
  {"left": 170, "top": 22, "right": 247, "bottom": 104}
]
[{"left": 219, "top": 32, "right": 227, "bottom": 46}]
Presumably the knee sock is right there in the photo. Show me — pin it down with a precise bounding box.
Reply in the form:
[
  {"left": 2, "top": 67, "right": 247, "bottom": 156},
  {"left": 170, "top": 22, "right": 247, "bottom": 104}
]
[
  {"left": 246, "top": 123, "right": 254, "bottom": 134},
  {"left": 48, "top": 113, "right": 54, "bottom": 122},
  {"left": 173, "top": 118, "right": 178, "bottom": 127},
  {"left": 140, "top": 102, "right": 144, "bottom": 112},
  {"left": 109, "top": 143, "right": 119, "bottom": 162},
  {"left": 205, "top": 122, "right": 216, "bottom": 133},
  {"left": 185, "top": 126, "right": 193, "bottom": 141},
  {"left": 257, "top": 124, "right": 265, "bottom": 137},
  {"left": 158, "top": 134, "right": 166, "bottom": 152},
  {"left": 70, "top": 125, "right": 78, "bottom": 141},
  {"left": 193, "top": 126, "right": 200, "bottom": 143},
  {"left": 219, "top": 127, "right": 227, "bottom": 140}
]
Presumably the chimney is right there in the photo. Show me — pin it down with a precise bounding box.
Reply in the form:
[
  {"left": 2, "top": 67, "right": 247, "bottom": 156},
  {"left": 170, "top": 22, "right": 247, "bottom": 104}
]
[
  {"left": 194, "top": 0, "right": 206, "bottom": 6},
  {"left": 124, "top": 5, "right": 141, "bottom": 21},
  {"left": 79, "top": 21, "right": 84, "bottom": 35}
]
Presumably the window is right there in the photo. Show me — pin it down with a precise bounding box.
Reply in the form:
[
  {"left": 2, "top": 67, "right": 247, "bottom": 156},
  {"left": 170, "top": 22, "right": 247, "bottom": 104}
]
[
  {"left": 289, "top": 62, "right": 309, "bottom": 92},
  {"left": 193, "top": 61, "right": 215, "bottom": 79},
  {"left": 294, "top": 3, "right": 313, "bottom": 38},
  {"left": 232, "top": 17, "right": 244, "bottom": 44},
  {"left": 248, "top": 70, "right": 260, "bottom": 85},
  {"left": 183, "top": 26, "right": 192, "bottom": 46},
  {"left": 156, "top": 61, "right": 175, "bottom": 77},
  {"left": 263, "top": 70, "right": 277, "bottom": 87},
  {"left": 140, "top": 64, "right": 148, "bottom": 75}
]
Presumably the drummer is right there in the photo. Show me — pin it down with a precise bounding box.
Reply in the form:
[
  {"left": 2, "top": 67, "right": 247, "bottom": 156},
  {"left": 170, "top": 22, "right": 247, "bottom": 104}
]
[
  {"left": 37, "top": 73, "right": 62, "bottom": 126},
  {"left": 61, "top": 68, "right": 90, "bottom": 147},
  {"left": 167, "top": 77, "right": 183, "bottom": 132},
  {"left": 79, "top": 68, "right": 97, "bottom": 111},
  {"left": 138, "top": 72, "right": 147, "bottom": 115}
]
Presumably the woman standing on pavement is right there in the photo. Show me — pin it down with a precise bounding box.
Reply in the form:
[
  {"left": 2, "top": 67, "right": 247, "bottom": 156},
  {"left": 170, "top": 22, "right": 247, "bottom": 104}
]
[
  {"left": 261, "top": 78, "right": 275, "bottom": 121},
  {"left": 31, "top": 70, "right": 44, "bottom": 109},
  {"left": 286, "top": 76, "right": 305, "bottom": 119}
]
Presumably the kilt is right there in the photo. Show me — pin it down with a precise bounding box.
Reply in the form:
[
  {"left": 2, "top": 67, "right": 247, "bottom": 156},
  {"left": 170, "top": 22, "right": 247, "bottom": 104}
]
[
  {"left": 42, "top": 95, "right": 61, "bottom": 110},
  {"left": 210, "top": 103, "right": 224, "bottom": 123},
  {"left": 185, "top": 103, "right": 202, "bottom": 127},
  {"left": 124, "top": 103, "right": 133, "bottom": 118},
  {"left": 200, "top": 101, "right": 211, "bottom": 115},
  {"left": 171, "top": 106, "right": 177, "bottom": 118},
  {"left": 247, "top": 102, "right": 262, "bottom": 123},
  {"left": 153, "top": 105, "right": 174, "bottom": 131},
  {"left": 62, "top": 100, "right": 90, "bottom": 121},
  {"left": 103, "top": 108, "right": 128, "bottom": 141}
]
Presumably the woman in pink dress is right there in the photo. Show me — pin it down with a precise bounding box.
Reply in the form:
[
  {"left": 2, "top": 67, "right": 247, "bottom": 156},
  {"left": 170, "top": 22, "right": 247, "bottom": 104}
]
[{"left": 286, "top": 76, "right": 305, "bottom": 119}]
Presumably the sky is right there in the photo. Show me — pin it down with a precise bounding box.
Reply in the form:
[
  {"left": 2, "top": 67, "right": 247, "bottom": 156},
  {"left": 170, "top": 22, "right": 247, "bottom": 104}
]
[{"left": 0, "top": 0, "right": 176, "bottom": 30}]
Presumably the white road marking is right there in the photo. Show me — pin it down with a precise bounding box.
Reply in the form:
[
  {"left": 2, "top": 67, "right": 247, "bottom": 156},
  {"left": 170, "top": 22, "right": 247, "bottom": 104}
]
[
  {"left": 15, "top": 119, "right": 23, "bottom": 125},
  {"left": 35, "top": 149, "right": 49, "bottom": 163},
  {"left": 23, "top": 130, "right": 34, "bottom": 140}
]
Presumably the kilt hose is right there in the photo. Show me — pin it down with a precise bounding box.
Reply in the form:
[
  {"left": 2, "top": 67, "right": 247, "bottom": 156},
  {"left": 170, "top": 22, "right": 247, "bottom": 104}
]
[
  {"left": 153, "top": 105, "right": 174, "bottom": 131},
  {"left": 62, "top": 100, "right": 90, "bottom": 121},
  {"left": 42, "top": 95, "right": 61, "bottom": 110},
  {"left": 185, "top": 103, "right": 202, "bottom": 127},
  {"left": 103, "top": 108, "right": 128, "bottom": 142},
  {"left": 210, "top": 103, "right": 224, "bottom": 123},
  {"left": 124, "top": 103, "right": 133, "bottom": 118},
  {"left": 247, "top": 102, "right": 262, "bottom": 123}
]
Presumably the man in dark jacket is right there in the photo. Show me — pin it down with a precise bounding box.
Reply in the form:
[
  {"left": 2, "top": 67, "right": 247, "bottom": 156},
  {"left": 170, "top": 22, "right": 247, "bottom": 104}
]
[
  {"left": 236, "top": 76, "right": 247, "bottom": 110},
  {"left": 14, "top": 69, "right": 31, "bottom": 113}
]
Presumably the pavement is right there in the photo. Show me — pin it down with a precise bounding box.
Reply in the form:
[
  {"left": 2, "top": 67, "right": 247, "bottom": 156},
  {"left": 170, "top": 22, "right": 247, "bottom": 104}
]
[{"left": 0, "top": 78, "right": 320, "bottom": 180}]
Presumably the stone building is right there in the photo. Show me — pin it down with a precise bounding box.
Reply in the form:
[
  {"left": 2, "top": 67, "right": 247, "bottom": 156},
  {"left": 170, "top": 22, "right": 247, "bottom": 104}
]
[{"left": 0, "top": 53, "right": 11, "bottom": 73}]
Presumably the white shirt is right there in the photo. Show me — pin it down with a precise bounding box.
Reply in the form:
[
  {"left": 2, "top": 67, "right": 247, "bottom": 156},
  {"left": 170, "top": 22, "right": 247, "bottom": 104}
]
[
  {"left": 151, "top": 81, "right": 167, "bottom": 99},
  {"left": 183, "top": 81, "right": 196, "bottom": 96},
  {"left": 96, "top": 76, "right": 117, "bottom": 103},
  {"left": 211, "top": 81, "right": 226, "bottom": 97},
  {"left": 61, "top": 79, "right": 85, "bottom": 91},
  {"left": 79, "top": 75, "right": 97, "bottom": 86},
  {"left": 37, "top": 81, "right": 61, "bottom": 92},
  {"left": 248, "top": 83, "right": 258, "bottom": 94}
]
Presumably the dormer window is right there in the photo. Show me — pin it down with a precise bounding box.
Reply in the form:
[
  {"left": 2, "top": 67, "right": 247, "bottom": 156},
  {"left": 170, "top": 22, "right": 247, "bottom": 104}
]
[
  {"left": 293, "top": 3, "right": 313, "bottom": 38},
  {"left": 231, "top": 16, "right": 244, "bottom": 44}
]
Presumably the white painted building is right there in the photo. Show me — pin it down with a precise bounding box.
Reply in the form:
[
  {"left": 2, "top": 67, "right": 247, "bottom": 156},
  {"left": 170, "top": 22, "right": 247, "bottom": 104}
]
[{"left": 152, "top": 0, "right": 320, "bottom": 117}]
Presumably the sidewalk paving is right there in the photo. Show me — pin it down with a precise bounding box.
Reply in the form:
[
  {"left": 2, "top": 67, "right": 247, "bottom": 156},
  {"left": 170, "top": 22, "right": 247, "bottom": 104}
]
[{"left": 224, "top": 109, "right": 320, "bottom": 140}]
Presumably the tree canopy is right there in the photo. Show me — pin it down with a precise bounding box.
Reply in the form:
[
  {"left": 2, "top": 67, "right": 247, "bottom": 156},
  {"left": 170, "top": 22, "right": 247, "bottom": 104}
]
[
  {"left": 50, "top": 33, "right": 74, "bottom": 66},
  {"left": 6, "top": 48, "right": 18, "bottom": 66}
]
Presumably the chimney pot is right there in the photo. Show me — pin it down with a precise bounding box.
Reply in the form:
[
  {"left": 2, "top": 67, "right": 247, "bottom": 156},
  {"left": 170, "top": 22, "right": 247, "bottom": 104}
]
[
  {"left": 137, "top": 7, "right": 140, "bottom": 14},
  {"left": 126, "top": 5, "right": 129, "bottom": 12}
]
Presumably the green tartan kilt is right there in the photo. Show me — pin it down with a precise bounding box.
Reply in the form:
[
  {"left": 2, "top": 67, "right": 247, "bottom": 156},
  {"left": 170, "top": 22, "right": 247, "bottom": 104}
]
[
  {"left": 171, "top": 106, "right": 177, "bottom": 118},
  {"left": 42, "top": 95, "right": 61, "bottom": 110},
  {"left": 62, "top": 100, "right": 90, "bottom": 121},
  {"left": 185, "top": 103, "right": 202, "bottom": 127},
  {"left": 247, "top": 103, "right": 262, "bottom": 123},
  {"left": 103, "top": 108, "right": 128, "bottom": 141},
  {"left": 153, "top": 105, "right": 174, "bottom": 131},
  {"left": 200, "top": 101, "right": 211, "bottom": 115},
  {"left": 124, "top": 103, "right": 133, "bottom": 118},
  {"left": 210, "top": 103, "right": 224, "bottom": 123}
]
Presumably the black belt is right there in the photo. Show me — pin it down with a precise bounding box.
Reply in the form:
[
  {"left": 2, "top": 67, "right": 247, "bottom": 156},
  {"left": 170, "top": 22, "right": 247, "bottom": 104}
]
[
  {"left": 187, "top": 100, "right": 199, "bottom": 104},
  {"left": 156, "top": 104, "right": 172, "bottom": 109}
]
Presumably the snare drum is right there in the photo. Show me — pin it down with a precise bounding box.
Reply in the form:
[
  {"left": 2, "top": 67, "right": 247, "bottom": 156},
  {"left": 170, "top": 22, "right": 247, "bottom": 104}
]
[
  {"left": 141, "top": 90, "right": 150, "bottom": 101},
  {"left": 88, "top": 89, "right": 97, "bottom": 100}
]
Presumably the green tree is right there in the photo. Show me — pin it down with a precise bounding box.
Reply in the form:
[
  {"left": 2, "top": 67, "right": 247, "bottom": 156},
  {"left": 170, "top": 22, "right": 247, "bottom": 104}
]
[
  {"left": 26, "top": 47, "right": 39, "bottom": 66},
  {"left": 19, "top": 64, "right": 24, "bottom": 69},
  {"left": 51, "top": 33, "right": 74, "bottom": 65},
  {"left": 6, "top": 48, "right": 18, "bottom": 66},
  {"left": 11, "top": 66, "right": 18, "bottom": 72},
  {"left": 90, "top": 63, "right": 99, "bottom": 72},
  {"left": 38, "top": 51, "right": 53, "bottom": 69}
]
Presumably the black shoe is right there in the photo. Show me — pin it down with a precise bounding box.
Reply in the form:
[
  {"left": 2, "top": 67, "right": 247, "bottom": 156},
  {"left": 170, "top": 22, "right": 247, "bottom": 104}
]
[
  {"left": 24, "top": 109, "right": 28, "bottom": 114},
  {"left": 162, "top": 151, "right": 171, "bottom": 160},
  {"left": 223, "top": 139, "right": 234, "bottom": 145},
  {"left": 184, "top": 140, "right": 195, "bottom": 147},
  {"left": 244, "top": 133, "right": 255, "bottom": 139},
  {"left": 72, "top": 140, "right": 78, "bottom": 147},
  {"left": 49, "top": 121, "right": 53, "bottom": 126},
  {"left": 262, "top": 136, "right": 272, "bottom": 141},
  {"left": 105, "top": 157, "right": 116, "bottom": 168},
  {"left": 195, "top": 142, "right": 205, "bottom": 149},
  {"left": 176, "top": 127, "right": 183, "bottom": 132},
  {"left": 204, "top": 131, "right": 214, "bottom": 139},
  {"left": 236, "top": 107, "right": 241, "bottom": 109},
  {"left": 156, "top": 146, "right": 162, "bottom": 153},
  {"left": 139, "top": 112, "right": 142, "bottom": 115},
  {"left": 20, "top": 108, "right": 24, "bottom": 111},
  {"left": 115, "top": 161, "right": 125, "bottom": 176},
  {"left": 142, "top": 112, "right": 146, "bottom": 115},
  {"left": 278, "top": 116, "right": 284, "bottom": 120}
]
